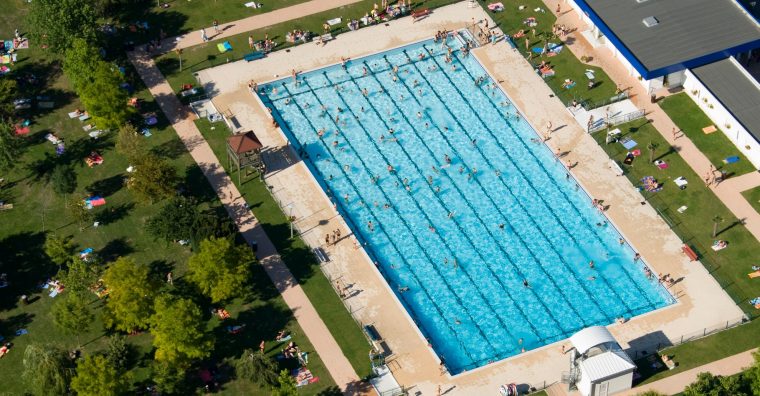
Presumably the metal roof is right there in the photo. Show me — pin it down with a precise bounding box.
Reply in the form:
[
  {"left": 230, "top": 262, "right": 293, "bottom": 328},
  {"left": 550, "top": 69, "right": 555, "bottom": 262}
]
[
  {"left": 691, "top": 58, "right": 760, "bottom": 142},
  {"left": 579, "top": 350, "right": 636, "bottom": 382},
  {"left": 570, "top": 326, "right": 616, "bottom": 355},
  {"left": 576, "top": 0, "right": 760, "bottom": 76}
]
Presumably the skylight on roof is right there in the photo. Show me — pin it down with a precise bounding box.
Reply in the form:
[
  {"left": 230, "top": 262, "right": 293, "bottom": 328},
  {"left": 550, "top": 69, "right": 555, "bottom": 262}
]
[{"left": 642, "top": 16, "right": 659, "bottom": 27}]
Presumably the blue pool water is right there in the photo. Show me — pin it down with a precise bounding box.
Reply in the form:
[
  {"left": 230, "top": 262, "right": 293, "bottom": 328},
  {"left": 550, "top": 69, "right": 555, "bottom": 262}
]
[{"left": 259, "top": 35, "right": 674, "bottom": 374}]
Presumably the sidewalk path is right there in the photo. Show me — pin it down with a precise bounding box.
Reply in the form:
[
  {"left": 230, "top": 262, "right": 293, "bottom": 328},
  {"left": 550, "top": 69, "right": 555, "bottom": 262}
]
[
  {"left": 544, "top": 1, "right": 760, "bottom": 244},
  {"left": 127, "top": 49, "right": 363, "bottom": 394},
  {"left": 620, "top": 348, "right": 757, "bottom": 395},
  {"left": 160, "top": 0, "right": 364, "bottom": 52}
]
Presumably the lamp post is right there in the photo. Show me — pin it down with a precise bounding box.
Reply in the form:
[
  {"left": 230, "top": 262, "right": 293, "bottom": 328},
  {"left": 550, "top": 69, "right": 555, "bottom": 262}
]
[{"left": 287, "top": 204, "right": 294, "bottom": 239}]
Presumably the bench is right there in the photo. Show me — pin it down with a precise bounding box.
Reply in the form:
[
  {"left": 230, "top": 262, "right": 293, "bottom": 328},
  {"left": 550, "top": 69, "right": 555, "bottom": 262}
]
[
  {"left": 682, "top": 244, "right": 698, "bottom": 261},
  {"left": 363, "top": 324, "right": 382, "bottom": 342},
  {"left": 313, "top": 247, "right": 330, "bottom": 263},
  {"left": 243, "top": 51, "right": 265, "bottom": 62},
  {"left": 412, "top": 8, "right": 430, "bottom": 22}
]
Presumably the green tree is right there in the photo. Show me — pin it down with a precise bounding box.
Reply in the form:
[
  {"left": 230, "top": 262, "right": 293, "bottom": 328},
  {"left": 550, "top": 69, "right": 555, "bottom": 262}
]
[
  {"left": 748, "top": 351, "right": 760, "bottom": 395},
  {"left": 272, "top": 369, "right": 298, "bottom": 396},
  {"left": 79, "top": 62, "right": 132, "bottom": 130},
  {"left": 105, "top": 334, "right": 130, "bottom": 371},
  {"left": 683, "top": 372, "right": 748, "bottom": 396},
  {"left": 64, "top": 39, "right": 132, "bottom": 130},
  {"left": 152, "top": 360, "right": 188, "bottom": 395},
  {"left": 50, "top": 165, "right": 77, "bottom": 196},
  {"left": 63, "top": 38, "right": 101, "bottom": 89},
  {"left": 51, "top": 293, "right": 93, "bottom": 346},
  {"left": 22, "top": 344, "right": 72, "bottom": 396},
  {"left": 188, "top": 237, "right": 253, "bottom": 303},
  {"left": 59, "top": 257, "right": 100, "bottom": 296},
  {"left": 67, "top": 196, "right": 93, "bottom": 231},
  {"left": 115, "top": 124, "right": 146, "bottom": 163},
  {"left": 102, "top": 257, "right": 157, "bottom": 332},
  {"left": 126, "top": 154, "right": 178, "bottom": 203},
  {"left": 26, "top": 0, "right": 97, "bottom": 52},
  {"left": 146, "top": 196, "right": 199, "bottom": 243},
  {"left": 0, "top": 119, "right": 23, "bottom": 171},
  {"left": 235, "top": 349, "right": 279, "bottom": 388},
  {"left": 71, "top": 354, "right": 130, "bottom": 396},
  {"left": 44, "top": 234, "right": 76, "bottom": 267},
  {"left": 150, "top": 295, "right": 212, "bottom": 364},
  {"left": 0, "top": 79, "right": 17, "bottom": 118}
]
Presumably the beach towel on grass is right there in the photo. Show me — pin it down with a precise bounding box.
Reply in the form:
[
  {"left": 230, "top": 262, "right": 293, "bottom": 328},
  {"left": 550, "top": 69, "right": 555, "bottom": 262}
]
[{"left": 217, "top": 41, "right": 232, "bottom": 53}]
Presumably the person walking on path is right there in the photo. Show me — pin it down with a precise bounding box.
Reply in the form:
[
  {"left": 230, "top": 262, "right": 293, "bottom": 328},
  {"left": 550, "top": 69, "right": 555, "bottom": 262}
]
[
  {"left": 213, "top": 19, "right": 219, "bottom": 33},
  {"left": 201, "top": 28, "right": 208, "bottom": 42}
]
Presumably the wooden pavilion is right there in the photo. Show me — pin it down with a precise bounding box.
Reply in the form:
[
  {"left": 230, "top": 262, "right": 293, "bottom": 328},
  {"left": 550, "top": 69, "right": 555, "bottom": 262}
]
[{"left": 226, "top": 131, "right": 264, "bottom": 184}]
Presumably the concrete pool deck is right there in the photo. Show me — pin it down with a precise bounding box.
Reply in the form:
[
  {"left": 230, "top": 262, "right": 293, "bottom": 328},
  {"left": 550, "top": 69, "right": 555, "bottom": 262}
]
[{"left": 197, "top": 3, "right": 744, "bottom": 394}]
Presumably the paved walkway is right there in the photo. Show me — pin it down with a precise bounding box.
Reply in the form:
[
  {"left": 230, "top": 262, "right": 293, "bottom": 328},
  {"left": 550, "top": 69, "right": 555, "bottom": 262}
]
[
  {"left": 158, "top": 0, "right": 364, "bottom": 52},
  {"left": 544, "top": 1, "right": 760, "bottom": 244},
  {"left": 620, "top": 348, "right": 757, "bottom": 395},
  {"left": 127, "top": 49, "right": 363, "bottom": 394}
]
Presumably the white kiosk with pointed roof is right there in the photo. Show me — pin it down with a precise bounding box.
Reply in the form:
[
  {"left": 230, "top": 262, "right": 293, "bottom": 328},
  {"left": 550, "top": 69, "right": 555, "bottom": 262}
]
[{"left": 567, "top": 326, "right": 636, "bottom": 396}]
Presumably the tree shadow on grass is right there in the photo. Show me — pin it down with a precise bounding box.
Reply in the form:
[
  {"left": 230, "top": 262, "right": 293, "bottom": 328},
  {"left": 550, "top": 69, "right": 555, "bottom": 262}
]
[
  {"left": 0, "top": 232, "right": 56, "bottom": 311},
  {"left": 27, "top": 137, "right": 115, "bottom": 182},
  {"left": 87, "top": 174, "right": 126, "bottom": 197},
  {"left": 99, "top": 237, "right": 134, "bottom": 262},
  {"left": 262, "top": 223, "right": 318, "bottom": 287},
  {"left": 182, "top": 164, "right": 218, "bottom": 203},
  {"left": 150, "top": 138, "right": 187, "bottom": 158},
  {"left": 211, "top": 303, "right": 294, "bottom": 363},
  {"left": 0, "top": 312, "right": 35, "bottom": 342},
  {"left": 94, "top": 202, "right": 135, "bottom": 226}
]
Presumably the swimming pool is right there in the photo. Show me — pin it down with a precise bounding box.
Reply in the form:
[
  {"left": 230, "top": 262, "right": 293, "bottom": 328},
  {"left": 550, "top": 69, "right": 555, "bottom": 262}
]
[{"left": 259, "top": 35, "right": 674, "bottom": 374}]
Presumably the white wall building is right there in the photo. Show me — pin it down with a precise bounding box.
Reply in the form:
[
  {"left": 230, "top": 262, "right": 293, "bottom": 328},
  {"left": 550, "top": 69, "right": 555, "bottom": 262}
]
[
  {"left": 562, "top": 0, "right": 760, "bottom": 168},
  {"left": 568, "top": 327, "right": 636, "bottom": 396}
]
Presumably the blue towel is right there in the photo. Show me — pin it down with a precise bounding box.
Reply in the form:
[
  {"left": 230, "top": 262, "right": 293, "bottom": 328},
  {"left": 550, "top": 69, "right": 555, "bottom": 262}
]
[
  {"left": 723, "top": 156, "right": 739, "bottom": 164},
  {"left": 15, "top": 329, "right": 28, "bottom": 336},
  {"left": 622, "top": 139, "right": 638, "bottom": 150}
]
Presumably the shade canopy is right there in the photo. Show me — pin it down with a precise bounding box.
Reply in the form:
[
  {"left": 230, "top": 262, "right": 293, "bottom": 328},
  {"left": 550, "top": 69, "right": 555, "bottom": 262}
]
[
  {"left": 227, "top": 131, "right": 263, "bottom": 154},
  {"left": 570, "top": 326, "right": 616, "bottom": 355}
]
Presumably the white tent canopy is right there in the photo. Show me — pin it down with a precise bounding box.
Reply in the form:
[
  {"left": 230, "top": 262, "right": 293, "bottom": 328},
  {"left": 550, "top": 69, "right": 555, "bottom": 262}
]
[{"left": 570, "top": 326, "right": 616, "bottom": 355}]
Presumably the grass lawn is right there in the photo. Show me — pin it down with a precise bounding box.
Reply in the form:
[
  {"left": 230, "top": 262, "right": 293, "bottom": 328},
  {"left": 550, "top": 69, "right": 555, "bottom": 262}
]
[
  {"left": 118, "top": 0, "right": 309, "bottom": 39},
  {"left": 633, "top": 318, "right": 759, "bottom": 385},
  {"left": 0, "top": 10, "right": 340, "bottom": 396},
  {"left": 154, "top": 0, "right": 458, "bottom": 93},
  {"left": 4, "top": 0, "right": 311, "bottom": 45},
  {"left": 659, "top": 93, "right": 755, "bottom": 176},
  {"left": 741, "top": 186, "right": 760, "bottom": 216},
  {"left": 591, "top": 120, "right": 760, "bottom": 317},
  {"left": 195, "top": 118, "right": 373, "bottom": 379},
  {"left": 477, "top": 0, "right": 617, "bottom": 106}
]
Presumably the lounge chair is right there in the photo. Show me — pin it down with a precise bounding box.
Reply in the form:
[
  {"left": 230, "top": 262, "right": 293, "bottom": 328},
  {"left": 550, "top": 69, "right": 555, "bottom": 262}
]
[{"left": 412, "top": 8, "right": 430, "bottom": 22}]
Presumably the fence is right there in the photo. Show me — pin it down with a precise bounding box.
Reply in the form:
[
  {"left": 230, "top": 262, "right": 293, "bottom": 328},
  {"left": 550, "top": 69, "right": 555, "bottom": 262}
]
[
  {"left": 625, "top": 316, "right": 748, "bottom": 360},
  {"left": 264, "top": 181, "right": 376, "bottom": 344},
  {"left": 581, "top": 91, "right": 630, "bottom": 111},
  {"left": 588, "top": 109, "right": 646, "bottom": 133},
  {"left": 638, "top": 191, "right": 758, "bottom": 318}
]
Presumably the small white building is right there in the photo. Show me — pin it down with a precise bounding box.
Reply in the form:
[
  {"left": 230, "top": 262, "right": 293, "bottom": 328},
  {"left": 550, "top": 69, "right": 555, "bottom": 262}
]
[{"left": 568, "top": 326, "right": 636, "bottom": 396}]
